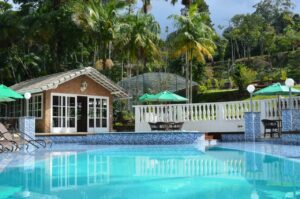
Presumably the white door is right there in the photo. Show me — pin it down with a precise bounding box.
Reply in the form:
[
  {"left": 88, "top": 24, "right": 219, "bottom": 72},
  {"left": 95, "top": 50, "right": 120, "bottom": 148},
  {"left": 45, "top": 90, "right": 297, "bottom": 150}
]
[
  {"left": 52, "top": 95, "right": 77, "bottom": 133},
  {"left": 88, "top": 97, "right": 109, "bottom": 133}
]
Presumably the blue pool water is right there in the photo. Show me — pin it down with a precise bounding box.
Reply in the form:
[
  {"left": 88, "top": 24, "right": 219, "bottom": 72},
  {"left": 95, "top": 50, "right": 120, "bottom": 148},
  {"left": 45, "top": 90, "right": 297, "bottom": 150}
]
[{"left": 0, "top": 144, "right": 300, "bottom": 199}]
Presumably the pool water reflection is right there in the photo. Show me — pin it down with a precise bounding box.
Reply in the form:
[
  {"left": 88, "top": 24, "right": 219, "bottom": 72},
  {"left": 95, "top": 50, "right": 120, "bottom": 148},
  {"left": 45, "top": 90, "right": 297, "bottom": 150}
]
[{"left": 0, "top": 144, "right": 300, "bottom": 199}]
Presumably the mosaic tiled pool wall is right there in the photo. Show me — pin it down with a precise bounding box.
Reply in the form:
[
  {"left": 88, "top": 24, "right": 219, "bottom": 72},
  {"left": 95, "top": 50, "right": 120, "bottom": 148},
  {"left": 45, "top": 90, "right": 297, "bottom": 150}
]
[
  {"left": 281, "top": 134, "right": 300, "bottom": 145},
  {"left": 37, "top": 132, "right": 205, "bottom": 145},
  {"left": 221, "top": 134, "right": 245, "bottom": 142},
  {"left": 282, "top": 109, "right": 300, "bottom": 132},
  {"left": 244, "top": 112, "right": 261, "bottom": 141}
]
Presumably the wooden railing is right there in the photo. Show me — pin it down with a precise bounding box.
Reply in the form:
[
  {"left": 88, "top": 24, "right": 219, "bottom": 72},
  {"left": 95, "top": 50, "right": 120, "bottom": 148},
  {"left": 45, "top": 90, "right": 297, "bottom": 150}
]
[{"left": 134, "top": 96, "right": 300, "bottom": 132}]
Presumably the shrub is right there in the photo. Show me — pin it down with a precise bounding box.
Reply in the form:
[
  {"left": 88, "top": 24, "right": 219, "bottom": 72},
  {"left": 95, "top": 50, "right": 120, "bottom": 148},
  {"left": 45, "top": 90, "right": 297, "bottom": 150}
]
[
  {"left": 198, "top": 85, "right": 207, "bottom": 93},
  {"left": 232, "top": 64, "right": 257, "bottom": 92},
  {"left": 206, "top": 79, "right": 212, "bottom": 89},
  {"left": 213, "top": 79, "right": 219, "bottom": 89},
  {"left": 219, "top": 79, "right": 226, "bottom": 89}
]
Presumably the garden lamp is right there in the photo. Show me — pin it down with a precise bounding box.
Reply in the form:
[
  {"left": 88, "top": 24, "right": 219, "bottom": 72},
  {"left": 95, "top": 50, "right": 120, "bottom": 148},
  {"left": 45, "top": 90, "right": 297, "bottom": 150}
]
[
  {"left": 285, "top": 78, "right": 295, "bottom": 109},
  {"left": 247, "top": 85, "right": 255, "bottom": 112}
]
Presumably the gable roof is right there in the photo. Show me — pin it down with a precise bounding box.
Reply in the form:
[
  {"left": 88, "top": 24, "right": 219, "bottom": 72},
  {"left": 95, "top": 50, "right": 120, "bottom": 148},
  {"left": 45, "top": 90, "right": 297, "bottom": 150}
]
[{"left": 10, "top": 67, "right": 129, "bottom": 98}]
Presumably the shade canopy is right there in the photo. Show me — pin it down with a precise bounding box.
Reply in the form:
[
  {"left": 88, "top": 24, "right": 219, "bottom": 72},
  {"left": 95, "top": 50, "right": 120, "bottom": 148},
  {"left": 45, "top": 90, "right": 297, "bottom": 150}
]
[
  {"left": 254, "top": 83, "right": 300, "bottom": 96},
  {"left": 144, "top": 91, "right": 188, "bottom": 102},
  {"left": 0, "top": 85, "right": 24, "bottom": 101},
  {"left": 139, "top": 93, "right": 155, "bottom": 102}
]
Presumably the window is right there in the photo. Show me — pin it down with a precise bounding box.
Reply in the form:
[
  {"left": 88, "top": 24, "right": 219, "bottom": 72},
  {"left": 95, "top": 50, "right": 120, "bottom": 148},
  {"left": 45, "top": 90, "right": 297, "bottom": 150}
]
[
  {"left": 88, "top": 97, "right": 108, "bottom": 129},
  {"left": 29, "top": 94, "right": 43, "bottom": 118},
  {"left": 0, "top": 100, "right": 25, "bottom": 118},
  {"left": 52, "top": 95, "right": 76, "bottom": 128}
]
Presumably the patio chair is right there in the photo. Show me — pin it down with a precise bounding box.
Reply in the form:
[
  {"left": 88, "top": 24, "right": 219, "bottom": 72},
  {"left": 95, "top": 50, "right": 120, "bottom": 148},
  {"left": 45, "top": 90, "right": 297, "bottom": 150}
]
[
  {"left": 0, "top": 123, "right": 43, "bottom": 150},
  {"left": 148, "top": 122, "right": 169, "bottom": 131},
  {"left": 4, "top": 122, "right": 52, "bottom": 148},
  {"left": 261, "top": 119, "right": 280, "bottom": 138},
  {"left": 0, "top": 139, "right": 19, "bottom": 152},
  {"left": 13, "top": 128, "right": 52, "bottom": 148},
  {"left": 169, "top": 122, "right": 184, "bottom": 131}
]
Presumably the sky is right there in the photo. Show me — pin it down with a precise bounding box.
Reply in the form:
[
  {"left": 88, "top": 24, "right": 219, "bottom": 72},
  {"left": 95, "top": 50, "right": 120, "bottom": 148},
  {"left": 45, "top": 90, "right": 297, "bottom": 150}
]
[
  {"left": 136, "top": 0, "right": 300, "bottom": 38},
  {"left": 8, "top": 0, "right": 300, "bottom": 38}
]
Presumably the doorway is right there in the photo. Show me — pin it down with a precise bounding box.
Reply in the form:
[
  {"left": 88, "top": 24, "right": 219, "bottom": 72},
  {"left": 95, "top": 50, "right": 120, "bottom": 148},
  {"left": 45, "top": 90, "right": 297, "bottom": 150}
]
[{"left": 77, "top": 96, "right": 88, "bottom": 132}]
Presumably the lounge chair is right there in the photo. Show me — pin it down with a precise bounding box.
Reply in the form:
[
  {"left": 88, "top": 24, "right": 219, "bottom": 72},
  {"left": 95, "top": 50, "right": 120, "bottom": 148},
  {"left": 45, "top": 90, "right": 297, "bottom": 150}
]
[
  {"left": 0, "top": 123, "right": 46, "bottom": 150},
  {"left": 5, "top": 123, "right": 52, "bottom": 148},
  {"left": 0, "top": 139, "right": 19, "bottom": 152}
]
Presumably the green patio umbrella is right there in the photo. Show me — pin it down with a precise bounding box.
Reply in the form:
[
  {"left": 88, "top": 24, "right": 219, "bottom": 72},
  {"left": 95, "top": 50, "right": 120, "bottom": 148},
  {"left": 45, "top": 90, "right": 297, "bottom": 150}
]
[
  {"left": 139, "top": 93, "right": 155, "bottom": 102},
  {"left": 0, "top": 84, "right": 24, "bottom": 102},
  {"left": 145, "top": 91, "right": 188, "bottom": 102},
  {"left": 253, "top": 83, "right": 300, "bottom": 118},
  {"left": 253, "top": 83, "right": 300, "bottom": 96}
]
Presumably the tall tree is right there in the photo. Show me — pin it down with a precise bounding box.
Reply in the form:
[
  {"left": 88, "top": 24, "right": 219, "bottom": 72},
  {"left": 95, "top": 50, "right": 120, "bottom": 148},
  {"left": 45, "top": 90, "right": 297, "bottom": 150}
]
[
  {"left": 72, "top": 0, "right": 126, "bottom": 67},
  {"left": 120, "top": 12, "right": 161, "bottom": 102},
  {"left": 168, "top": 3, "right": 215, "bottom": 102}
]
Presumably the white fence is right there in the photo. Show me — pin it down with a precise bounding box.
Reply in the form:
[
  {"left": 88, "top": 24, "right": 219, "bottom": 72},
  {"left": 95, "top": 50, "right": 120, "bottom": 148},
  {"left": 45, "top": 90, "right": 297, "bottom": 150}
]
[{"left": 134, "top": 96, "right": 300, "bottom": 133}]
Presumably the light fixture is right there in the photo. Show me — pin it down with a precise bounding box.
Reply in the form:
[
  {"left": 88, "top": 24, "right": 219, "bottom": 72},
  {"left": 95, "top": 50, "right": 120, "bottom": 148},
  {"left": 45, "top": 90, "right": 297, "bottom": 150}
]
[
  {"left": 24, "top": 92, "right": 31, "bottom": 100},
  {"left": 80, "top": 81, "right": 88, "bottom": 92},
  {"left": 285, "top": 78, "right": 295, "bottom": 87},
  {"left": 247, "top": 85, "right": 255, "bottom": 113},
  {"left": 247, "top": 85, "right": 255, "bottom": 94},
  {"left": 285, "top": 78, "right": 295, "bottom": 109}
]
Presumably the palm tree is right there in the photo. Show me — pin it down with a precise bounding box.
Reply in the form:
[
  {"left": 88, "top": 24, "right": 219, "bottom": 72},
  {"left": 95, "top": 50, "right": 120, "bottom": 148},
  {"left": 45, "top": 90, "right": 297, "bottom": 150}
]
[
  {"left": 119, "top": 12, "right": 161, "bottom": 103},
  {"left": 168, "top": 4, "right": 216, "bottom": 103},
  {"left": 72, "top": 0, "right": 126, "bottom": 67}
]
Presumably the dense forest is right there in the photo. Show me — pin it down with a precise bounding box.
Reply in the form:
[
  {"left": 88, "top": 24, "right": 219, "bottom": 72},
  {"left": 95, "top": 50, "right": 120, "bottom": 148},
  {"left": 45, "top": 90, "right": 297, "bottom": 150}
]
[{"left": 1, "top": 0, "right": 300, "bottom": 101}]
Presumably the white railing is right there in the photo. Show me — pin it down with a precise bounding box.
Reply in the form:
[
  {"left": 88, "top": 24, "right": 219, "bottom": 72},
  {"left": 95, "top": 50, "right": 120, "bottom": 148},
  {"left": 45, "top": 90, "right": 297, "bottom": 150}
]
[{"left": 134, "top": 96, "right": 300, "bottom": 132}]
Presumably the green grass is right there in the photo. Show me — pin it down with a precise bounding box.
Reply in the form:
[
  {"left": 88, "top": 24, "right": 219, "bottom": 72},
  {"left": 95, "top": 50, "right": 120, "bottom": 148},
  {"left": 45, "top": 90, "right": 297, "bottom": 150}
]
[
  {"left": 204, "top": 89, "right": 238, "bottom": 93},
  {"left": 189, "top": 85, "right": 300, "bottom": 103}
]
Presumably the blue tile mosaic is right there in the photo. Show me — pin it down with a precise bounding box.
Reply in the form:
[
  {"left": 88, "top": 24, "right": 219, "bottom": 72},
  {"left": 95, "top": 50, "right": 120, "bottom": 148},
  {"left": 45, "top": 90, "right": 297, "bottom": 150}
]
[
  {"left": 281, "top": 134, "right": 300, "bottom": 145},
  {"left": 221, "top": 134, "right": 245, "bottom": 142},
  {"left": 244, "top": 112, "right": 261, "bottom": 141},
  {"left": 36, "top": 132, "right": 205, "bottom": 145},
  {"left": 282, "top": 109, "right": 300, "bottom": 132}
]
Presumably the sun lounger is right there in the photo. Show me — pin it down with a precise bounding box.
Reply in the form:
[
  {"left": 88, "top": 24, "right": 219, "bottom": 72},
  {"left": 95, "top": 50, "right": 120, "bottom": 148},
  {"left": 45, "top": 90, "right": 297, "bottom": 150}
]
[
  {"left": 0, "top": 123, "right": 43, "bottom": 150},
  {"left": 0, "top": 140, "right": 19, "bottom": 152},
  {"left": 5, "top": 123, "right": 52, "bottom": 148}
]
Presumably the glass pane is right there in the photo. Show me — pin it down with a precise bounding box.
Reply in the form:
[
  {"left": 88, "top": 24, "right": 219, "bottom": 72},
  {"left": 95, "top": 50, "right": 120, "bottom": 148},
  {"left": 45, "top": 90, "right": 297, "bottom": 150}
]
[
  {"left": 96, "top": 108, "right": 100, "bottom": 118},
  {"left": 96, "top": 99, "right": 101, "bottom": 108},
  {"left": 89, "top": 109, "right": 94, "bottom": 118},
  {"left": 53, "top": 107, "right": 60, "bottom": 117},
  {"left": 102, "top": 109, "right": 107, "bottom": 118},
  {"left": 53, "top": 96, "right": 59, "bottom": 106},
  {"left": 69, "top": 97, "right": 75, "bottom": 106},
  {"left": 96, "top": 119, "right": 100, "bottom": 128},
  {"left": 89, "top": 119, "right": 94, "bottom": 127},
  {"left": 102, "top": 99, "right": 107, "bottom": 108},
  {"left": 37, "top": 96, "right": 42, "bottom": 103},
  {"left": 38, "top": 111, "right": 42, "bottom": 118},
  {"left": 53, "top": 118, "right": 60, "bottom": 127},
  {"left": 68, "top": 108, "right": 75, "bottom": 117},
  {"left": 102, "top": 119, "right": 107, "bottom": 128},
  {"left": 68, "top": 118, "right": 75, "bottom": 128}
]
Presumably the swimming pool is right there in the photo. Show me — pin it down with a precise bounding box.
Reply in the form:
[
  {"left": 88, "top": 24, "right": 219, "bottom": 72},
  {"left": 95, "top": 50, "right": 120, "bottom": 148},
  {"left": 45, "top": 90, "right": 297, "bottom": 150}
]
[{"left": 0, "top": 144, "right": 300, "bottom": 199}]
